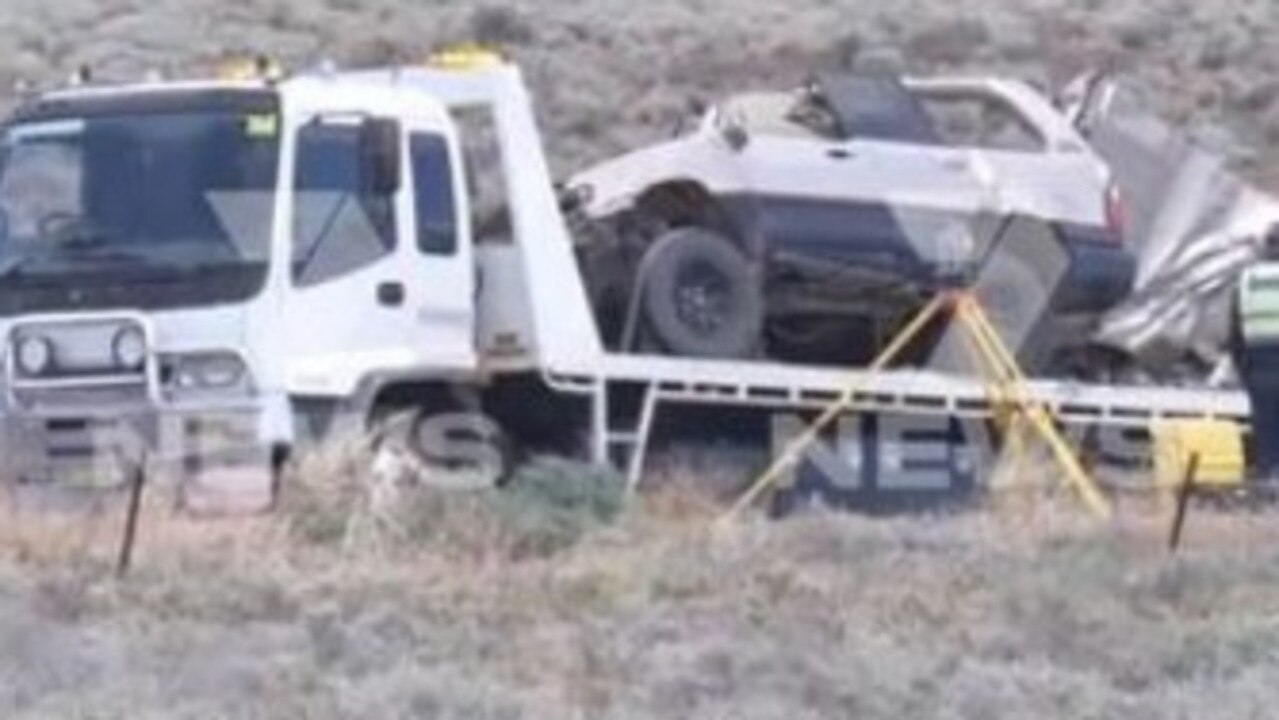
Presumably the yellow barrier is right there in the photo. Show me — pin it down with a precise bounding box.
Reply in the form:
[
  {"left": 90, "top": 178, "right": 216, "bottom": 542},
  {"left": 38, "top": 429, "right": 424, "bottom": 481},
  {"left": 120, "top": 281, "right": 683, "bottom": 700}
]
[{"left": 1152, "top": 420, "right": 1245, "bottom": 489}]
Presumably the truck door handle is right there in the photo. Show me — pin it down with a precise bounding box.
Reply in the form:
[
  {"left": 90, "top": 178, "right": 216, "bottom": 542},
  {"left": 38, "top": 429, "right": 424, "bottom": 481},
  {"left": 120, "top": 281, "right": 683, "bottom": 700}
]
[
  {"left": 377, "top": 281, "right": 406, "bottom": 307},
  {"left": 827, "top": 148, "right": 853, "bottom": 160}
]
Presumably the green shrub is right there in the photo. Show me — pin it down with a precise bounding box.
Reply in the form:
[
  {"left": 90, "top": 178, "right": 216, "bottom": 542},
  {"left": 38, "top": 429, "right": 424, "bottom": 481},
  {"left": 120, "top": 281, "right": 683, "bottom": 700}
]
[{"left": 496, "top": 457, "right": 626, "bottom": 559}]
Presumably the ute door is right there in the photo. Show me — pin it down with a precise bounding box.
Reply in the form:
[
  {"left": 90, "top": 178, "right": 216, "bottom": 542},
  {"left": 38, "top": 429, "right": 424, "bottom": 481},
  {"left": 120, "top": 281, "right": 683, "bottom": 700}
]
[
  {"left": 280, "top": 114, "right": 473, "bottom": 399},
  {"left": 725, "top": 90, "right": 986, "bottom": 279}
]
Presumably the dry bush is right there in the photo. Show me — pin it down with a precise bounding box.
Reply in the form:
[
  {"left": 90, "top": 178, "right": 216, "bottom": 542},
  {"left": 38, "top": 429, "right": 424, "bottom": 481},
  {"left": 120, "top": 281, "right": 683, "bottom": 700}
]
[
  {"left": 4, "top": 476, "right": 1279, "bottom": 718},
  {"left": 469, "top": 5, "right": 536, "bottom": 46},
  {"left": 280, "top": 438, "right": 626, "bottom": 562}
]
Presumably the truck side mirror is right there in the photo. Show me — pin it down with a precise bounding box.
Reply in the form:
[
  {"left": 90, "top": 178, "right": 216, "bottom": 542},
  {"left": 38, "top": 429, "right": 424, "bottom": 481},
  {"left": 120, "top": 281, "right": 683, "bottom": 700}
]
[{"left": 360, "top": 118, "right": 402, "bottom": 196}]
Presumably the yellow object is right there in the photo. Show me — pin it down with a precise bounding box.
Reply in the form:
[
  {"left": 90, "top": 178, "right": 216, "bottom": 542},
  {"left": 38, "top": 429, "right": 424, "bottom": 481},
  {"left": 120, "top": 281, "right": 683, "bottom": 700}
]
[
  {"left": 216, "top": 56, "right": 284, "bottom": 82},
  {"left": 427, "top": 44, "right": 506, "bottom": 71},
  {"left": 1152, "top": 419, "right": 1245, "bottom": 489},
  {"left": 722, "top": 290, "right": 1113, "bottom": 524},
  {"left": 244, "top": 113, "right": 279, "bottom": 138},
  {"left": 951, "top": 293, "right": 1111, "bottom": 518}
]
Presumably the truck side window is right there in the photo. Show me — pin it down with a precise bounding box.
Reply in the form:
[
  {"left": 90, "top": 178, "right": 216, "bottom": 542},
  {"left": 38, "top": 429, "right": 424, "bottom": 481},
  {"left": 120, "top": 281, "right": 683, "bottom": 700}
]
[
  {"left": 411, "top": 133, "right": 457, "bottom": 256},
  {"left": 292, "top": 120, "right": 396, "bottom": 287}
]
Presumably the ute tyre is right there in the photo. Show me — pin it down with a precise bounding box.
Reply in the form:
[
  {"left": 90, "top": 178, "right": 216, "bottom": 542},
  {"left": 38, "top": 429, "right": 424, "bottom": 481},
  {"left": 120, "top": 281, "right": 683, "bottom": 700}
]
[{"left": 641, "top": 227, "right": 763, "bottom": 359}]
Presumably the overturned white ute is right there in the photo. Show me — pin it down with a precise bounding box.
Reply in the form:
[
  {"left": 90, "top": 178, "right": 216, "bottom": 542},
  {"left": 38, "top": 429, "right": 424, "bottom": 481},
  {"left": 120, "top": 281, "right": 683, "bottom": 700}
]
[{"left": 567, "top": 75, "right": 1136, "bottom": 369}]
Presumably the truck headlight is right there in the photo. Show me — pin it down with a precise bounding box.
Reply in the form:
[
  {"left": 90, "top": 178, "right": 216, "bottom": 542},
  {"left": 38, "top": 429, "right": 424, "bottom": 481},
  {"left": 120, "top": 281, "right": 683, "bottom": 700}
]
[
  {"left": 15, "top": 334, "right": 53, "bottom": 376},
  {"left": 173, "top": 353, "right": 249, "bottom": 391},
  {"left": 112, "top": 326, "right": 147, "bottom": 370}
]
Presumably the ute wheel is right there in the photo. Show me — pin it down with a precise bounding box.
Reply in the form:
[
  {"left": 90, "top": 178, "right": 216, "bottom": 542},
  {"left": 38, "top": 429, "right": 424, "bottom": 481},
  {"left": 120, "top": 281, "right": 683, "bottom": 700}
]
[{"left": 641, "top": 227, "right": 763, "bottom": 359}]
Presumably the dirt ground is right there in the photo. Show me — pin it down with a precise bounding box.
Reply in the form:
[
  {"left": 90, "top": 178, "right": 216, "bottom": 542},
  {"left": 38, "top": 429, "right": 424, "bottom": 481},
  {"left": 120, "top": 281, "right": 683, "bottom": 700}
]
[{"left": 4, "top": 2, "right": 1279, "bottom": 718}]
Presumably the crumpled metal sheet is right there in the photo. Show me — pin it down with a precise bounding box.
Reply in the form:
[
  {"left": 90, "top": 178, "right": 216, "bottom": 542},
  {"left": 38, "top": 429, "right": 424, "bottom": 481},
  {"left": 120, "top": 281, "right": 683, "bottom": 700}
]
[{"left": 1088, "top": 89, "right": 1279, "bottom": 369}]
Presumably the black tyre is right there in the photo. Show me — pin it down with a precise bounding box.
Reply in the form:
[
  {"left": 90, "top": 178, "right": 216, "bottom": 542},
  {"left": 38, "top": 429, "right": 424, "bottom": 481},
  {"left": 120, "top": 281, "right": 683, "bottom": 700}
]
[{"left": 641, "top": 227, "right": 763, "bottom": 358}]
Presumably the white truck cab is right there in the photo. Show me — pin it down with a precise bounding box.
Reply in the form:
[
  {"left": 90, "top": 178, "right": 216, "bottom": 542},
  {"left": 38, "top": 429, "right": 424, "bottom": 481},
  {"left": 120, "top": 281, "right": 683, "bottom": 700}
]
[{"left": 0, "top": 61, "right": 501, "bottom": 504}]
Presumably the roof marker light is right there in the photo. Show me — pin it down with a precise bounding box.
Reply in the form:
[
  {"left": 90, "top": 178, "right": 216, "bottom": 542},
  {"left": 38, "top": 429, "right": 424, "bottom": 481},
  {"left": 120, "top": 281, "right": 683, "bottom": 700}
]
[
  {"left": 217, "top": 55, "right": 284, "bottom": 82},
  {"left": 427, "top": 44, "right": 505, "bottom": 71}
]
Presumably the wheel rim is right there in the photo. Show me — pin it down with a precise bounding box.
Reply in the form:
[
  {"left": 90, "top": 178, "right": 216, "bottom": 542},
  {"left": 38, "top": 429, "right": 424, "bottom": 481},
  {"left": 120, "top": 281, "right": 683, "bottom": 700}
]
[{"left": 673, "top": 259, "right": 733, "bottom": 334}]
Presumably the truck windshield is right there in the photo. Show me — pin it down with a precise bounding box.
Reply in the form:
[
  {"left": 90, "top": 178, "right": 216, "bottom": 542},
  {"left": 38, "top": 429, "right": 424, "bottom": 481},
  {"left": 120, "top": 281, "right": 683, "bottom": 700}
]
[{"left": 0, "top": 96, "right": 280, "bottom": 313}]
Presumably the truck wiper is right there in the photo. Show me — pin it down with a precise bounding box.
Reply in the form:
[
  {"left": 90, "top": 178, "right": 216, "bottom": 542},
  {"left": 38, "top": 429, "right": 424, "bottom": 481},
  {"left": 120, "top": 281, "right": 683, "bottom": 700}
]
[
  {"left": 51, "top": 231, "right": 156, "bottom": 266},
  {"left": 0, "top": 243, "right": 149, "bottom": 280}
]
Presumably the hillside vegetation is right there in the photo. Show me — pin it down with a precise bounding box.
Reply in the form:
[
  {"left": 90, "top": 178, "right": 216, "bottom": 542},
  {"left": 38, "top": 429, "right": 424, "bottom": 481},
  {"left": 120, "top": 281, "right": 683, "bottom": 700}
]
[{"left": 3, "top": 0, "right": 1279, "bottom": 178}]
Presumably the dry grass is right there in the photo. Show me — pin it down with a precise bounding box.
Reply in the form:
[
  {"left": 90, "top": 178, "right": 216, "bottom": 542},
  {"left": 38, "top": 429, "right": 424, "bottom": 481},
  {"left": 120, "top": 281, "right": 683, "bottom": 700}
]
[{"left": 2, "top": 443, "right": 1279, "bottom": 719}]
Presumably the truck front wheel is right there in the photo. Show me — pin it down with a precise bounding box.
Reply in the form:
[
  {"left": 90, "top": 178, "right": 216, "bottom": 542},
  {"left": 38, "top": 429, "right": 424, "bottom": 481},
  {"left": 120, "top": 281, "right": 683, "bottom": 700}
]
[
  {"left": 641, "top": 227, "right": 763, "bottom": 359},
  {"left": 370, "top": 385, "right": 517, "bottom": 490}
]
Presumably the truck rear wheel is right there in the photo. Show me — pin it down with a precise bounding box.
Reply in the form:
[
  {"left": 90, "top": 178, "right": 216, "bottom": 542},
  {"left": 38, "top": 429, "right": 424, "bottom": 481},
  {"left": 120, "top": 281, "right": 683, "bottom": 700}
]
[{"left": 641, "top": 227, "right": 763, "bottom": 358}]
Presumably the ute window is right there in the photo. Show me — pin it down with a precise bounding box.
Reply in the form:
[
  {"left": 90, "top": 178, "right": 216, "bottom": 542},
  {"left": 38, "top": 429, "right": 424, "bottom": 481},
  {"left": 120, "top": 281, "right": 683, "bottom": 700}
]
[
  {"left": 918, "top": 93, "right": 1047, "bottom": 153},
  {"left": 292, "top": 120, "right": 397, "bottom": 287},
  {"left": 411, "top": 133, "right": 457, "bottom": 256},
  {"left": 817, "top": 77, "right": 943, "bottom": 145}
]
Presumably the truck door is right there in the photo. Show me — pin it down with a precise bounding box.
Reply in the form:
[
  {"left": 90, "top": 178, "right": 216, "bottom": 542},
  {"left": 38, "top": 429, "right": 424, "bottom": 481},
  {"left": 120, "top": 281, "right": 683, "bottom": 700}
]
[
  {"left": 280, "top": 115, "right": 475, "bottom": 399},
  {"left": 403, "top": 128, "right": 476, "bottom": 369}
]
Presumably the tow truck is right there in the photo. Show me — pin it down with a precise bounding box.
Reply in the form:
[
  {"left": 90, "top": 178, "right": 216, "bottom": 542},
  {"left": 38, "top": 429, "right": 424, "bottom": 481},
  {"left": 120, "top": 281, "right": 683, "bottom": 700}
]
[{"left": 0, "top": 51, "right": 1252, "bottom": 513}]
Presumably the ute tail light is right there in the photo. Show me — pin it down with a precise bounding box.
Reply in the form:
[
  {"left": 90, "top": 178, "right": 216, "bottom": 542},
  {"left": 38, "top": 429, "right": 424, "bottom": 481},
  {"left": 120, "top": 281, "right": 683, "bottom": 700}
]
[{"left": 1104, "top": 183, "right": 1127, "bottom": 242}]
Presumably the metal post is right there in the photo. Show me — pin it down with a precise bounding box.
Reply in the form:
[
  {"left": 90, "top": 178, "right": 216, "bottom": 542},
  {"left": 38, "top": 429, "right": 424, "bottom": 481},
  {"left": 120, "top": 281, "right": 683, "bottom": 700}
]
[
  {"left": 116, "top": 460, "right": 147, "bottom": 578},
  {"left": 591, "top": 382, "right": 610, "bottom": 466},
  {"left": 625, "top": 384, "right": 660, "bottom": 494},
  {"left": 1168, "top": 453, "right": 1201, "bottom": 553}
]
